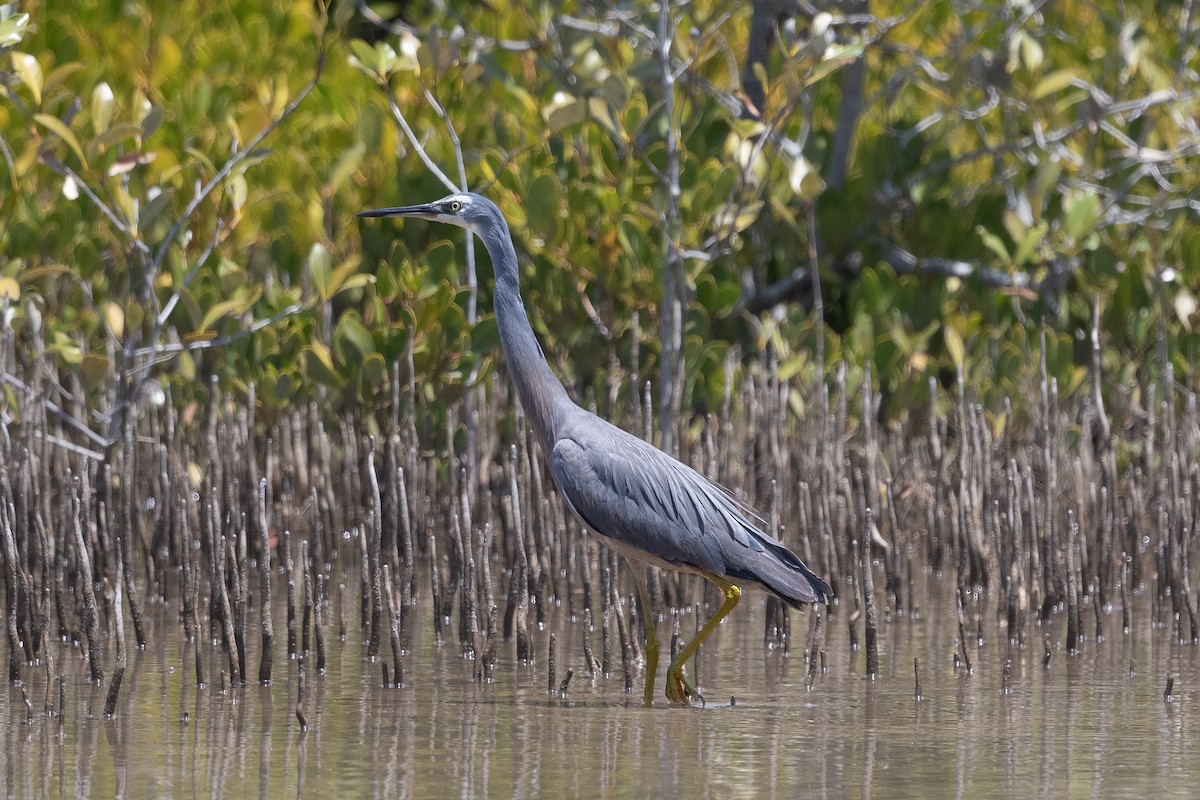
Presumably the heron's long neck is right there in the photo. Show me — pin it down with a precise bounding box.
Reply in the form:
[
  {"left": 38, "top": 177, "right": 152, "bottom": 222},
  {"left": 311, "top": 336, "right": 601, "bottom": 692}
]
[{"left": 478, "top": 222, "right": 572, "bottom": 453}]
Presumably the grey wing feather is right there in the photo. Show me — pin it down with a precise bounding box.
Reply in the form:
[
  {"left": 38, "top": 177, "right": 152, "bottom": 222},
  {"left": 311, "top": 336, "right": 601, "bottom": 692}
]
[{"left": 550, "top": 420, "right": 830, "bottom": 606}]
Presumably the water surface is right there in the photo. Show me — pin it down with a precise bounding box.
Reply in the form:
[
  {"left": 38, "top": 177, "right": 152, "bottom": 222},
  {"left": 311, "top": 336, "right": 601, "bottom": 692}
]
[{"left": 3, "top": 575, "right": 1196, "bottom": 799}]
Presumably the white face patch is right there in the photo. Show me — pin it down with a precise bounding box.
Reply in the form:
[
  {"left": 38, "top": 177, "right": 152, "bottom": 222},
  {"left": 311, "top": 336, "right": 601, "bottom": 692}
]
[{"left": 438, "top": 194, "right": 479, "bottom": 231}]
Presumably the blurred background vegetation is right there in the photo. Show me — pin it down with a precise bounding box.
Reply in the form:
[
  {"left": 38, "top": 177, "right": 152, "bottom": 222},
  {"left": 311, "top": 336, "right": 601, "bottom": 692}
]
[{"left": 1, "top": 0, "right": 1198, "bottom": 458}]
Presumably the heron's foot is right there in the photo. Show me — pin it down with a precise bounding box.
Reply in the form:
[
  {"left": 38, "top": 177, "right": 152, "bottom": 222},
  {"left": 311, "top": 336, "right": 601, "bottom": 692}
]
[{"left": 665, "top": 665, "right": 704, "bottom": 706}]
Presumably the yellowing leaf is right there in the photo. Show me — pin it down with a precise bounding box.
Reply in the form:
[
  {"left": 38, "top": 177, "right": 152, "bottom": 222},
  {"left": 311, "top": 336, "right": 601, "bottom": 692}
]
[
  {"left": 102, "top": 301, "right": 124, "bottom": 338},
  {"left": 1032, "top": 69, "right": 1077, "bottom": 99},
  {"left": 0, "top": 276, "right": 19, "bottom": 300}
]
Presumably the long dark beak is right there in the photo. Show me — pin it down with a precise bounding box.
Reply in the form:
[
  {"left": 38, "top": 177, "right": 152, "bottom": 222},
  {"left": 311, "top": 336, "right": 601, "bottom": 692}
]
[{"left": 356, "top": 203, "right": 438, "bottom": 220}]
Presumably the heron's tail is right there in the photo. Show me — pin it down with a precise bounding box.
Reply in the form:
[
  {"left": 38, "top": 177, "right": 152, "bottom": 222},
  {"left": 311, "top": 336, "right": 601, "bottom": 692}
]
[{"left": 754, "top": 538, "right": 832, "bottom": 609}]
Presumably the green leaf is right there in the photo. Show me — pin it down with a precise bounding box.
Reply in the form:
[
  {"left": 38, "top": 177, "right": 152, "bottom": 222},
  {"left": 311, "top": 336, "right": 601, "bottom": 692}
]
[
  {"left": 140, "top": 105, "right": 164, "bottom": 139},
  {"left": 199, "top": 297, "right": 245, "bottom": 331},
  {"left": 329, "top": 141, "right": 365, "bottom": 193},
  {"left": 303, "top": 342, "right": 342, "bottom": 387},
  {"left": 525, "top": 172, "right": 561, "bottom": 241},
  {"left": 309, "top": 243, "right": 333, "bottom": 299},
  {"left": 469, "top": 314, "right": 499, "bottom": 354},
  {"left": 944, "top": 324, "right": 965, "bottom": 368},
  {"left": 80, "top": 353, "right": 111, "bottom": 392},
  {"left": 140, "top": 189, "right": 174, "bottom": 230},
  {"left": 333, "top": 313, "right": 375, "bottom": 364},
  {"left": 976, "top": 227, "right": 1011, "bottom": 265},
  {"left": 804, "top": 41, "right": 865, "bottom": 87},
  {"left": 1064, "top": 192, "right": 1100, "bottom": 243},
  {"left": 34, "top": 113, "right": 86, "bottom": 166},
  {"left": 543, "top": 93, "right": 586, "bottom": 131},
  {"left": 356, "top": 353, "right": 387, "bottom": 401}
]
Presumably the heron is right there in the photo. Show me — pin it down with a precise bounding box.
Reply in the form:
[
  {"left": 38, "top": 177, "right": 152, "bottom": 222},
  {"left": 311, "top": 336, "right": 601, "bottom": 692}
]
[{"left": 359, "top": 192, "right": 831, "bottom": 706}]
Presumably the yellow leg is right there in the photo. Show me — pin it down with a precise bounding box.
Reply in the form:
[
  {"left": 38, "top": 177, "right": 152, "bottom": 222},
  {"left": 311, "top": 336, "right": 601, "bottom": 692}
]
[
  {"left": 666, "top": 574, "right": 741, "bottom": 706},
  {"left": 632, "top": 571, "right": 659, "bottom": 708}
]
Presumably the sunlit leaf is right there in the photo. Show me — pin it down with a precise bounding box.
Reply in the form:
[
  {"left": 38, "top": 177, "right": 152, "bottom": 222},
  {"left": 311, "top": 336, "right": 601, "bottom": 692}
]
[
  {"left": 788, "top": 155, "right": 825, "bottom": 201},
  {"left": 0, "top": 12, "right": 29, "bottom": 47},
  {"left": 11, "top": 51, "right": 41, "bottom": 104},
  {"left": 91, "top": 82, "right": 114, "bottom": 135}
]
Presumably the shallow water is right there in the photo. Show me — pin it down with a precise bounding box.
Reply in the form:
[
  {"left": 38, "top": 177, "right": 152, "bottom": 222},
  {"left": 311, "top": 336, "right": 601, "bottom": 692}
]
[{"left": 3, "top": 574, "right": 1197, "bottom": 799}]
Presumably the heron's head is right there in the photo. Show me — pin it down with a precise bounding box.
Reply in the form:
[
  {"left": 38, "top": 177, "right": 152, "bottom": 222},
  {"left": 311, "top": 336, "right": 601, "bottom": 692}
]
[{"left": 357, "top": 192, "right": 495, "bottom": 235}]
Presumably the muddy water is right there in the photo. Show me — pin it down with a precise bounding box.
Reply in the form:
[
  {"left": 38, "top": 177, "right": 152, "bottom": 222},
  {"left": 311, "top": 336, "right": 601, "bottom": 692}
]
[{"left": 3, "top": 575, "right": 1197, "bottom": 799}]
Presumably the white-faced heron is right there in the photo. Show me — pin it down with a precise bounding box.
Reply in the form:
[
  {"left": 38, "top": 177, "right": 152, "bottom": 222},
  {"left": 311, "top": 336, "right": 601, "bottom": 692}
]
[{"left": 359, "top": 192, "right": 831, "bottom": 705}]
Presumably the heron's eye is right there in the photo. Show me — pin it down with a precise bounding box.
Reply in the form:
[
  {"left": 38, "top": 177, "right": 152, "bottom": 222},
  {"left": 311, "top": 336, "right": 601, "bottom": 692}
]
[{"left": 448, "top": 200, "right": 462, "bottom": 213}]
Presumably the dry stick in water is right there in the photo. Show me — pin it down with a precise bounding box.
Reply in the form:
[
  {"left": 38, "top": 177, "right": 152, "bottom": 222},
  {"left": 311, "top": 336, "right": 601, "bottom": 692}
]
[
  {"left": 862, "top": 507, "right": 879, "bottom": 678},
  {"left": 314, "top": 573, "right": 327, "bottom": 672},
  {"left": 382, "top": 565, "right": 403, "bottom": 687},
  {"left": 463, "top": 556, "right": 479, "bottom": 664},
  {"left": 507, "top": 445, "right": 531, "bottom": 662},
  {"left": 547, "top": 632, "right": 557, "bottom": 695},
  {"left": 257, "top": 479, "right": 273, "bottom": 683},
  {"left": 231, "top": 517, "right": 248, "bottom": 682},
  {"left": 301, "top": 539, "right": 314, "bottom": 657},
  {"left": 2, "top": 474, "right": 23, "bottom": 683},
  {"left": 120, "top": 423, "right": 148, "bottom": 648},
  {"left": 296, "top": 657, "right": 309, "bottom": 731},
  {"left": 428, "top": 529, "right": 443, "bottom": 644},
  {"left": 913, "top": 656, "right": 922, "bottom": 701},
  {"left": 805, "top": 611, "right": 823, "bottom": 691},
  {"left": 1065, "top": 509, "right": 1081, "bottom": 654},
  {"left": 1164, "top": 673, "right": 1174, "bottom": 702},
  {"left": 72, "top": 474, "right": 103, "bottom": 683},
  {"left": 583, "top": 607, "right": 599, "bottom": 678},
  {"left": 600, "top": 566, "right": 613, "bottom": 675},
  {"left": 366, "top": 439, "right": 384, "bottom": 658},
  {"left": 955, "top": 586, "right": 973, "bottom": 673},
  {"left": 215, "top": 534, "right": 240, "bottom": 684},
  {"left": 285, "top": 530, "right": 297, "bottom": 657},
  {"left": 103, "top": 547, "right": 127, "bottom": 717}
]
